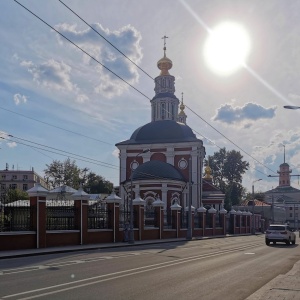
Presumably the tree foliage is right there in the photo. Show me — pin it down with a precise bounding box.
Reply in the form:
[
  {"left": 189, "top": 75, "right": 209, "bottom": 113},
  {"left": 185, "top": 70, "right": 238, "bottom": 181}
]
[
  {"left": 44, "top": 158, "right": 88, "bottom": 189},
  {"left": 205, "top": 148, "right": 249, "bottom": 210},
  {"left": 1, "top": 188, "right": 29, "bottom": 203},
  {"left": 86, "top": 172, "right": 113, "bottom": 194},
  {"left": 44, "top": 158, "right": 113, "bottom": 193}
]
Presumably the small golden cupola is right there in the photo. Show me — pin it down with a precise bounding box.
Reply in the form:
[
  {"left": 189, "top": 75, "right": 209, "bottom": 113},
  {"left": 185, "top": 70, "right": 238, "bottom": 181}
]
[
  {"left": 177, "top": 92, "right": 187, "bottom": 124},
  {"left": 204, "top": 164, "right": 213, "bottom": 179},
  {"left": 157, "top": 36, "right": 173, "bottom": 75}
]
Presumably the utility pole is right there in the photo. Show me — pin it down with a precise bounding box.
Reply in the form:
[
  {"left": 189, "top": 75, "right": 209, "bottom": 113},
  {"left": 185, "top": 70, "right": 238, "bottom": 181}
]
[
  {"left": 186, "top": 156, "right": 193, "bottom": 240},
  {"left": 252, "top": 179, "right": 262, "bottom": 234}
]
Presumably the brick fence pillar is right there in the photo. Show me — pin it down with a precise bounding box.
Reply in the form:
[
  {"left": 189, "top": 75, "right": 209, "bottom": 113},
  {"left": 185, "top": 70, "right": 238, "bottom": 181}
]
[
  {"left": 219, "top": 207, "right": 227, "bottom": 235},
  {"left": 208, "top": 207, "right": 217, "bottom": 236},
  {"left": 133, "top": 196, "right": 145, "bottom": 241},
  {"left": 106, "top": 191, "right": 121, "bottom": 243},
  {"left": 72, "top": 186, "right": 90, "bottom": 245},
  {"left": 197, "top": 206, "right": 207, "bottom": 236},
  {"left": 229, "top": 208, "right": 237, "bottom": 234},
  {"left": 27, "top": 183, "right": 49, "bottom": 249},
  {"left": 153, "top": 197, "right": 164, "bottom": 239},
  {"left": 171, "top": 202, "right": 182, "bottom": 238},
  {"left": 236, "top": 210, "right": 242, "bottom": 234},
  {"left": 185, "top": 205, "right": 195, "bottom": 237}
]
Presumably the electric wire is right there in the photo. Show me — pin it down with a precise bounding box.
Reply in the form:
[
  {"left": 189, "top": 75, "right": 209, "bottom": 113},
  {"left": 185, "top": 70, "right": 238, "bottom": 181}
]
[
  {"left": 13, "top": 0, "right": 151, "bottom": 101},
  {"left": 12, "top": 0, "right": 277, "bottom": 178},
  {"left": 1, "top": 135, "right": 200, "bottom": 186},
  {"left": 56, "top": 0, "right": 277, "bottom": 176},
  {"left": 185, "top": 104, "right": 277, "bottom": 174},
  {"left": 58, "top": 0, "right": 155, "bottom": 82},
  {"left": 0, "top": 106, "right": 113, "bottom": 146},
  {"left": 2, "top": 134, "right": 119, "bottom": 169},
  {"left": 0, "top": 136, "right": 119, "bottom": 170}
]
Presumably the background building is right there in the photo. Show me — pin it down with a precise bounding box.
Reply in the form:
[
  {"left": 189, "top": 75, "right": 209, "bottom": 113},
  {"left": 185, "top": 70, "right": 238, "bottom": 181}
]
[
  {"left": 0, "top": 163, "right": 49, "bottom": 201},
  {"left": 264, "top": 158, "right": 300, "bottom": 228}
]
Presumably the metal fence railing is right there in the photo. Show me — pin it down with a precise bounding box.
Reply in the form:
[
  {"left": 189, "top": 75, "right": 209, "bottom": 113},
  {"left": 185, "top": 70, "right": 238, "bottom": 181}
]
[
  {"left": 119, "top": 209, "right": 136, "bottom": 229},
  {"left": 144, "top": 211, "right": 156, "bottom": 227},
  {"left": 163, "top": 214, "right": 175, "bottom": 229},
  {"left": 46, "top": 201, "right": 77, "bottom": 230},
  {"left": 0, "top": 201, "right": 33, "bottom": 232},
  {"left": 181, "top": 212, "right": 188, "bottom": 229},
  {"left": 88, "top": 206, "right": 110, "bottom": 229}
]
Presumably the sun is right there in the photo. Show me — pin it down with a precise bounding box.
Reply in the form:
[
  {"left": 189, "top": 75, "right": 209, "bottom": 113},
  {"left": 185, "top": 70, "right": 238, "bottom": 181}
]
[{"left": 203, "top": 21, "right": 251, "bottom": 76}]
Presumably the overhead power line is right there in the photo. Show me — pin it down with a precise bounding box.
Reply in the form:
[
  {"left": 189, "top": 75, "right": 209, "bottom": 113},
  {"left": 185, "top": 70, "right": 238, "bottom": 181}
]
[
  {"left": 186, "top": 105, "right": 277, "bottom": 175},
  {"left": 58, "top": 0, "right": 155, "bottom": 82},
  {"left": 13, "top": 0, "right": 276, "bottom": 178},
  {"left": 56, "top": 0, "right": 276, "bottom": 177},
  {"left": 1, "top": 134, "right": 119, "bottom": 170},
  {"left": 0, "top": 106, "right": 113, "bottom": 146},
  {"left": 13, "top": 0, "right": 151, "bottom": 101}
]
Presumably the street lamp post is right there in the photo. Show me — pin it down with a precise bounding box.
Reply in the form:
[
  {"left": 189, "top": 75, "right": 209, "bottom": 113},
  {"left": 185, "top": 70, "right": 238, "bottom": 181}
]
[
  {"left": 252, "top": 179, "right": 262, "bottom": 234},
  {"left": 129, "top": 149, "right": 150, "bottom": 244},
  {"left": 283, "top": 105, "right": 300, "bottom": 110},
  {"left": 186, "top": 156, "right": 193, "bottom": 240}
]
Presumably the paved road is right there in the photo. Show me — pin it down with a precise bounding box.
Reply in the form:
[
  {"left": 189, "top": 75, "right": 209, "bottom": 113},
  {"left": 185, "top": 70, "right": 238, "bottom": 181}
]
[{"left": 0, "top": 235, "right": 299, "bottom": 300}]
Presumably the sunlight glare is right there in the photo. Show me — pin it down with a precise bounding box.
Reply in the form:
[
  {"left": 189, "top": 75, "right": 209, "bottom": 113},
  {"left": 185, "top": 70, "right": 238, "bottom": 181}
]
[{"left": 203, "top": 21, "right": 251, "bottom": 76}]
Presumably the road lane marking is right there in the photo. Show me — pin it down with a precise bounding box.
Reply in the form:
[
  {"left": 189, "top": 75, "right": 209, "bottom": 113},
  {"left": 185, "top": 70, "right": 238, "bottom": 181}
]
[
  {"left": 0, "top": 253, "right": 141, "bottom": 276},
  {"left": 2, "top": 243, "right": 263, "bottom": 299}
]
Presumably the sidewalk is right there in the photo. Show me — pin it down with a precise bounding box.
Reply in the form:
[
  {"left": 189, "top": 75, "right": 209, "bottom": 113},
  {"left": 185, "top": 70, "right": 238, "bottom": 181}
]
[
  {"left": 0, "top": 238, "right": 188, "bottom": 259},
  {"left": 246, "top": 260, "right": 300, "bottom": 300},
  {"left": 1, "top": 238, "right": 300, "bottom": 300}
]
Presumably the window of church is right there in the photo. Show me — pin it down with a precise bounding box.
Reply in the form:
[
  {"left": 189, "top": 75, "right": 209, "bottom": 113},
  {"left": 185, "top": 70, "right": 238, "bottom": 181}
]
[
  {"left": 145, "top": 198, "right": 155, "bottom": 212},
  {"left": 178, "top": 158, "right": 188, "bottom": 169}
]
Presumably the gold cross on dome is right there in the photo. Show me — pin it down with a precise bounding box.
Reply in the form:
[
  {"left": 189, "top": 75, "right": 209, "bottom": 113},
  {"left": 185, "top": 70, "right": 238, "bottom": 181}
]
[{"left": 162, "top": 35, "right": 168, "bottom": 55}]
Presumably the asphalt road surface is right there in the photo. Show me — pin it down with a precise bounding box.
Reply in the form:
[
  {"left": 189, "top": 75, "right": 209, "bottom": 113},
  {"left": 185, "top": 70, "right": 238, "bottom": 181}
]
[{"left": 0, "top": 235, "right": 299, "bottom": 300}]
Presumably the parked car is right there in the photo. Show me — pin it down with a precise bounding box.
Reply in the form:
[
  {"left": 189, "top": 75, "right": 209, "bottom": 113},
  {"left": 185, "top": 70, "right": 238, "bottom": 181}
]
[{"left": 265, "top": 224, "right": 296, "bottom": 246}]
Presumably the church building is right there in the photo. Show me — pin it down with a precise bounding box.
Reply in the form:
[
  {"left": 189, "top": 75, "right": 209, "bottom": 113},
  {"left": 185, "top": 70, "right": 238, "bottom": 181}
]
[{"left": 116, "top": 41, "right": 224, "bottom": 215}]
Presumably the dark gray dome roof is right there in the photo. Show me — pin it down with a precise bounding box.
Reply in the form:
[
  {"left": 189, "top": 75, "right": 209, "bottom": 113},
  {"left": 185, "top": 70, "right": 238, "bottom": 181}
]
[
  {"left": 116, "top": 120, "right": 198, "bottom": 145},
  {"left": 132, "top": 160, "right": 186, "bottom": 182}
]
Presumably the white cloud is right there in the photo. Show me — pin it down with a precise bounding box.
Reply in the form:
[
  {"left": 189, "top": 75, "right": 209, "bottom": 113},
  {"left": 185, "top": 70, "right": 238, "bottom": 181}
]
[
  {"left": 13, "top": 93, "right": 27, "bottom": 105},
  {"left": 20, "top": 59, "right": 76, "bottom": 92},
  {"left": 288, "top": 93, "right": 300, "bottom": 100},
  {"left": 0, "top": 131, "right": 17, "bottom": 148},
  {"left": 94, "top": 73, "right": 127, "bottom": 98},
  {"left": 54, "top": 22, "right": 142, "bottom": 98},
  {"left": 112, "top": 148, "right": 120, "bottom": 158},
  {"left": 7, "top": 142, "right": 17, "bottom": 148},
  {"left": 76, "top": 94, "right": 89, "bottom": 103},
  {"left": 213, "top": 102, "right": 277, "bottom": 124}
]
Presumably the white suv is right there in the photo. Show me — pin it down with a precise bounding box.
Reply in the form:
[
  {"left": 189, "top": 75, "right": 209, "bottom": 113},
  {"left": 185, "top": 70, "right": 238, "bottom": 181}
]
[{"left": 265, "top": 224, "right": 296, "bottom": 246}]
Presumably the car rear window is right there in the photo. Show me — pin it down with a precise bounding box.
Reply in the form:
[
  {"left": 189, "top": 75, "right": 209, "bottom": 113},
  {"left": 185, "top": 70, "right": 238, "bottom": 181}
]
[{"left": 268, "top": 226, "right": 286, "bottom": 231}]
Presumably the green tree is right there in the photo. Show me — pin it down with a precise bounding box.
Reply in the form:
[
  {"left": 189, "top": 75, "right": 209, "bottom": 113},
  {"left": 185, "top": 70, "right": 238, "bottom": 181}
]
[
  {"left": 44, "top": 158, "right": 89, "bottom": 189},
  {"left": 205, "top": 148, "right": 249, "bottom": 210},
  {"left": 1, "top": 188, "right": 29, "bottom": 203},
  {"left": 85, "top": 172, "right": 113, "bottom": 194}
]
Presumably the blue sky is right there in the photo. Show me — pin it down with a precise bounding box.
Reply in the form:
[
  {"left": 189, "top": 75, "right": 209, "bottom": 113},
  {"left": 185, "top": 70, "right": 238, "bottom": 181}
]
[{"left": 1, "top": 0, "right": 300, "bottom": 193}]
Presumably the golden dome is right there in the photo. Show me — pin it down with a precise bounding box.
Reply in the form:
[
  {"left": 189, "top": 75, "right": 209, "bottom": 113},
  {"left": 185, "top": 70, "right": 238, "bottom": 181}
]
[
  {"left": 204, "top": 165, "right": 212, "bottom": 179},
  {"left": 157, "top": 54, "right": 172, "bottom": 75}
]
